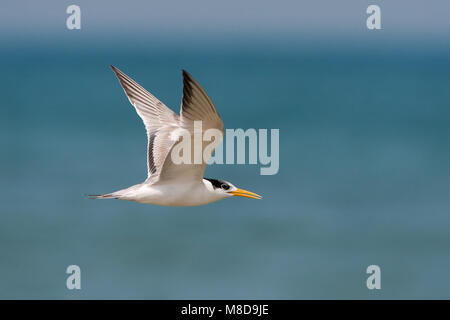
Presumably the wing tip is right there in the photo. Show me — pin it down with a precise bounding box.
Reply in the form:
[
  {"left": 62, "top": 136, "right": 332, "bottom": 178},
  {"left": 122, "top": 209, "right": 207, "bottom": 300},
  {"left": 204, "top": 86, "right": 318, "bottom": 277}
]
[
  {"left": 110, "top": 65, "right": 120, "bottom": 74},
  {"left": 182, "top": 69, "right": 192, "bottom": 80}
]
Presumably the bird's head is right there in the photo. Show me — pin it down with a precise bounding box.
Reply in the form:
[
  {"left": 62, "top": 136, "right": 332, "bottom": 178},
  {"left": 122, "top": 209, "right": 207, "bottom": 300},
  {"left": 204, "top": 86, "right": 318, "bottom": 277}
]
[{"left": 204, "top": 178, "right": 262, "bottom": 200}]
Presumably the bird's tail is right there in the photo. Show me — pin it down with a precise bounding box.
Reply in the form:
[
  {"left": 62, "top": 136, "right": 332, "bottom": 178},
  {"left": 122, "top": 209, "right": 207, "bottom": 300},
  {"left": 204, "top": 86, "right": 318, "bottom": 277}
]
[
  {"left": 87, "top": 193, "right": 118, "bottom": 199},
  {"left": 88, "top": 185, "right": 137, "bottom": 200}
]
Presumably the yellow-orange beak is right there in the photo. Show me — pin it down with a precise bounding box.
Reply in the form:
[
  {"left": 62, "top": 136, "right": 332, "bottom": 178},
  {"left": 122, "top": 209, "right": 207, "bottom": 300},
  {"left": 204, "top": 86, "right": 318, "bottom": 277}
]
[{"left": 229, "top": 188, "right": 262, "bottom": 199}]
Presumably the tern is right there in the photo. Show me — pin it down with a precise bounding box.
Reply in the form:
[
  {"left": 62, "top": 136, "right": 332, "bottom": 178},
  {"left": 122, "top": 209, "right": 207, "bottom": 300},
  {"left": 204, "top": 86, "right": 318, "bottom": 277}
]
[{"left": 89, "top": 66, "right": 262, "bottom": 206}]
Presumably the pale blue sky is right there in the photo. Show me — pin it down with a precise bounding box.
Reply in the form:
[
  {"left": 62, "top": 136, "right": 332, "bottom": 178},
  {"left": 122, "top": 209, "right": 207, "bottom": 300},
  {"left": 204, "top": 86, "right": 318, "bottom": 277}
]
[{"left": 2, "top": 0, "right": 450, "bottom": 40}]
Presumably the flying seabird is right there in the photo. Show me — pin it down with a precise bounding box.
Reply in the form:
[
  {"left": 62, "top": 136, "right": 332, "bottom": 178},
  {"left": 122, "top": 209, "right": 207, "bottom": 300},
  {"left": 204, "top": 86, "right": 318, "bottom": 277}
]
[{"left": 89, "top": 66, "right": 261, "bottom": 206}]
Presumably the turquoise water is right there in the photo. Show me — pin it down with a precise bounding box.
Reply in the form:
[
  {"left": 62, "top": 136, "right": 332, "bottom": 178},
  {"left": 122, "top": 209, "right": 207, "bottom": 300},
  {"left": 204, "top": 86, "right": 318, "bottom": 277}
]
[{"left": 1, "top": 41, "right": 450, "bottom": 299}]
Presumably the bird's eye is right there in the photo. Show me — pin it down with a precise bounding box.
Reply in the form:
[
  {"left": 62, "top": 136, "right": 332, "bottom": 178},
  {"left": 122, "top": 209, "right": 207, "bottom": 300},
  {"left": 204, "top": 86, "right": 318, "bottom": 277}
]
[{"left": 221, "top": 184, "right": 230, "bottom": 190}]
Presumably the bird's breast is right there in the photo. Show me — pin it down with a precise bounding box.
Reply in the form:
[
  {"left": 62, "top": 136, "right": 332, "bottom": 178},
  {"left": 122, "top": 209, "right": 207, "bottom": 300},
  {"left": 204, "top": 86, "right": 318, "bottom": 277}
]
[{"left": 132, "top": 182, "right": 216, "bottom": 206}]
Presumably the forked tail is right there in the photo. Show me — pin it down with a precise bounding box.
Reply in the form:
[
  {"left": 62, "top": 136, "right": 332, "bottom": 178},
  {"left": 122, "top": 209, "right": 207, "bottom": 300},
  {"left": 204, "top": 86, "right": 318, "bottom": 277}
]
[{"left": 87, "top": 193, "right": 118, "bottom": 199}]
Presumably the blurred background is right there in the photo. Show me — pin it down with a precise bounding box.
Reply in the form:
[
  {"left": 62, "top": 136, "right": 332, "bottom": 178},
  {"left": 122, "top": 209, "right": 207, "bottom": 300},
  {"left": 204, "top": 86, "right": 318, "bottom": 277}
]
[{"left": 1, "top": 0, "right": 450, "bottom": 299}]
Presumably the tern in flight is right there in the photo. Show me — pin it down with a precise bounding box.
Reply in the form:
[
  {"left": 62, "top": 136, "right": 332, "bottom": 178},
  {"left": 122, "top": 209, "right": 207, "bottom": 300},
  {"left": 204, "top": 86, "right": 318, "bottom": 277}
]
[{"left": 89, "top": 66, "right": 261, "bottom": 206}]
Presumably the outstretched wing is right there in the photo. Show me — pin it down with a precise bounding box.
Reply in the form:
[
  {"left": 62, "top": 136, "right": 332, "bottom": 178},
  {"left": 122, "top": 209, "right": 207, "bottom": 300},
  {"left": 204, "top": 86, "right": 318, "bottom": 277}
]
[
  {"left": 158, "top": 70, "right": 224, "bottom": 182},
  {"left": 110, "top": 66, "right": 180, "bottom": 180}
]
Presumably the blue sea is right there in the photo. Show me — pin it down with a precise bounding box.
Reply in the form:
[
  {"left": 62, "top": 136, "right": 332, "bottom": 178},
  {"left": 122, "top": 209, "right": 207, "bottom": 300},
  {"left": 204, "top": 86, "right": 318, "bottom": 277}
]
[{"left": 1, "top": 38, "right": 450, "bottom": 299}]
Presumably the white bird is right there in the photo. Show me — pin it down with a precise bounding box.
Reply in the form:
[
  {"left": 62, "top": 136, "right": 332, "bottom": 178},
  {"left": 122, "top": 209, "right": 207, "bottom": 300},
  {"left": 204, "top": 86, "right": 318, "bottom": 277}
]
[{"left": 89, "top": 66, "right": 261, "bottom": 206}]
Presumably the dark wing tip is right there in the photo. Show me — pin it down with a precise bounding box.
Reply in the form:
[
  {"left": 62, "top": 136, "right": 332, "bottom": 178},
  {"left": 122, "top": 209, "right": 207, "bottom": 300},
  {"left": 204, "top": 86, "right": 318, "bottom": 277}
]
[
  {"left": 110, "top": 65, "right": 121, "bottom": 75},
  {"left": 181, "top": 71, "right": 193, "bottom": 100},
  {"left": 182, "top": 69, "right": 194, "bottom": 81},
  {"left": 182, "top": 70, "right": 196, "bottom": 92}
]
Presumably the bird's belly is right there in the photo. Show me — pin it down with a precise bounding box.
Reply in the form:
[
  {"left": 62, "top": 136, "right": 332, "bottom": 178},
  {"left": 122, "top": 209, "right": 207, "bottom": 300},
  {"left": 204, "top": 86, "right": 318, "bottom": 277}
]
[{"left": 132, "top": 183, "right": 214, "bottom": 207}]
